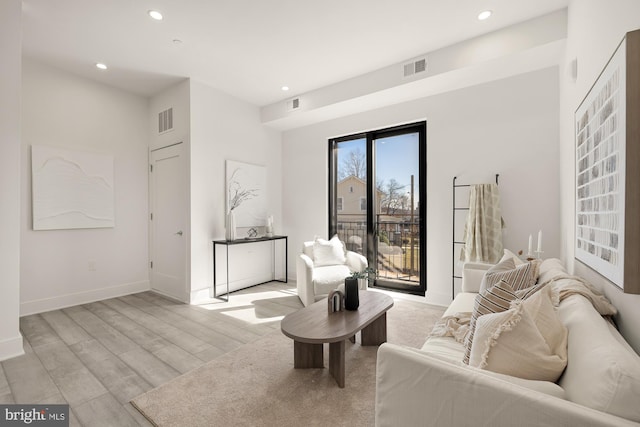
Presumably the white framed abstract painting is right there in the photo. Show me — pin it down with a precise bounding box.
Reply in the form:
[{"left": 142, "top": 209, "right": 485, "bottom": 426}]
[
  {"left": 574, "top": 29, "right": 640, "bottom": 294},
  {"left": 226, "top": 160, "right": 267, "bottom": 228},
  {"left": 31, "top": 145, "right": 115, "bottom": 230}
]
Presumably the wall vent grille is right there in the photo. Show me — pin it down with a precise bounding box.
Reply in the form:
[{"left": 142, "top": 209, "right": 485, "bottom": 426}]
[
  {"left": 403, "top": 58, "right": 427, "bottom": 77},
  {"left": 287, "top": 97, "right": 301, "bottom": 111},
  {"left": 158, "top": 108, "right": 174, "bottom": 134}
]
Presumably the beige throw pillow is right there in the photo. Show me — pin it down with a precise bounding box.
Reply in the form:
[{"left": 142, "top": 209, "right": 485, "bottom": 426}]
[
  {"left": 479, "top": 256, "right": 540, "bottom": 294},
  {"left": 469, "top": 286, "right": 568, "bottom": 382}
]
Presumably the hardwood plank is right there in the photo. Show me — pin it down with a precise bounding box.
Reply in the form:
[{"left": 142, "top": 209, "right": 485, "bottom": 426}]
[
  {"left": 0, "top": 393, "right": 15, "bottom": 404},
  {"left": 119, "top": 294, "right": 245, "bottom": 352},
  {"left": 69, "top": 339, "right": 153, "bottom": 404},
  {"left": 83, "top": 301, "right": 168, "bottom": 353},
  {"left": 20, "top": 314, "right": 62, "bottom": 348},
  {"left": 136, "top": 292, "right": 271, "bottom": 343},
  {"left": 1, "top": 352, "right": 61, "bottom": 403},
  {"left": 40, "top": 310, "right": 92, "bottom": 346},
  {"left": 32, "top": 341, "right": 107, "bottom": 406},
  {"left": 63, "top": 306, "right": 140, "bottom": 356},
  {"left": 119, "top": 348, "right": 180, "bottom": 388},
  {"left": 152, "top": 344, "right": 204, "bottom": 374},
  {"left": 100, "top": 298, "right": 214, "bottom": 355},
  {"left": 0, "top": 367, "right": 14, "bottom": 404},
  {"left": 68, "top": 410, "right": 82, "bottom": 427}
]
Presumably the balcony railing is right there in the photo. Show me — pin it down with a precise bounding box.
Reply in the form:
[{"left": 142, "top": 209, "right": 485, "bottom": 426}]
[{"left": 336, "top": 215, "right": 420, "bottom": 283}]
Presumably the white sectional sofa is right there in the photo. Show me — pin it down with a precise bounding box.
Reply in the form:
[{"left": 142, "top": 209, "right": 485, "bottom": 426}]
[{"left": 375, "top": 258, "right": 640, "bottom": 427}]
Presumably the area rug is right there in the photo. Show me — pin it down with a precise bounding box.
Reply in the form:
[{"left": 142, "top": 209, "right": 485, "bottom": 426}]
[{"left": 131, "top": 299, "right": 445, "bottom": 427}]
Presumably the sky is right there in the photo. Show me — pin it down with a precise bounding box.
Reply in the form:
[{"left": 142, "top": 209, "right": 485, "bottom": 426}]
[{"left": 337, "top": 132, "right": 420, "bottom": 206}]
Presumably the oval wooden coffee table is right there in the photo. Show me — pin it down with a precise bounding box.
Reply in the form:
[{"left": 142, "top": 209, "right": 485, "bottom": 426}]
[{"left": 281, "top": 290, "right": 394, "bottom": 388}]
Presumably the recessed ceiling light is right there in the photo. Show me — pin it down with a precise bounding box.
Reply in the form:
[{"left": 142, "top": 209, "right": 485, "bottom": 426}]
[
  {"left": 148, "top": 10, "right": 163, "bottom": 20},
  {"left": 281, "top": 86, "right": 290, "bottom": 91},
  {"left": 172, "top": 39, "right": 183, "bottom": 44},
  {"left": 95, "top": 63, "right": 108, "bottom": 70},
  {"left": 478, "top": 10, "right": 492, "bottom": 21}
]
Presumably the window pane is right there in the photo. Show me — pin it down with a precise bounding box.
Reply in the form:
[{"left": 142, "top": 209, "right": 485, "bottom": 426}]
[
  {"left": 375, "top": 132, "right": 420, "bottom": 286},
  {"left": 336, "top": 138, "right": 367, "bottom": 255}
]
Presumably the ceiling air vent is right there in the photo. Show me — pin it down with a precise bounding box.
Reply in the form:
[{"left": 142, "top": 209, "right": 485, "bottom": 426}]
[
  {"left": 403, "top": 58, "right": 427, "bottom": 77},
  {"left": 287, "top": 97, "right": 301, "bottom": 112},
  {"left": 158, "top": 107, "right": 174, "bottom": 134}
]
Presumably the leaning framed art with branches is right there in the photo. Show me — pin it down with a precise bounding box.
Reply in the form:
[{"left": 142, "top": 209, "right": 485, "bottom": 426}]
[{"left": 574, "top": 29, "right": 640, "bottom": 294}]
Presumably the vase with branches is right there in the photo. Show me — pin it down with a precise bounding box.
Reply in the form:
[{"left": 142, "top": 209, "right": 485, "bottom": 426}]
[{"left": 226, "top": 168, "right": 258, "bottom": 240}]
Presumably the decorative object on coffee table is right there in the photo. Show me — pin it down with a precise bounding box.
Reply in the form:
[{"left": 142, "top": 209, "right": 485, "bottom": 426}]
[
  {"left": 327, "top": 290, "right": 344, "bottom": 313},
  {"left": 344, "top": 277, "right": 359, "bottom": 310}
]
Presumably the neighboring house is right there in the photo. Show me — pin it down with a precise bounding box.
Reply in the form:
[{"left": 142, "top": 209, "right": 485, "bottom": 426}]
[{"left": 336, "top": 175, "right": 384, "bottom": 224}]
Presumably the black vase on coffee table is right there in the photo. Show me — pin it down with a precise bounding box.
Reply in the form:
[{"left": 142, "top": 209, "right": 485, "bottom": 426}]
[{"left": 344, "top": 277, "right": 359, "bottom": 310}]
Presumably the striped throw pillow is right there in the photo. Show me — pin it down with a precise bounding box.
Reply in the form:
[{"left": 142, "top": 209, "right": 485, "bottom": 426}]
[
  {"left": 480, "top": 257, "right": 541, "bottom": 293},
  {"left": 463, "top": 280, "right": 518, "bottom": 364}
]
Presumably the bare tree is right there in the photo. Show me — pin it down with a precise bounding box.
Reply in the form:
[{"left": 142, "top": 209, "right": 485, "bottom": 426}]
[
  {"left": 339, "top": 148, "right": 366, "bottom": 180},
  {"left": 380, "top": 179, "right": 407, "bottom": 214}
]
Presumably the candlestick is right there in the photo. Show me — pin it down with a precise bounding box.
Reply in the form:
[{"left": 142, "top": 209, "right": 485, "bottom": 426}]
[
  {"left": 528, "top": 234, "right": 533, "bottom": 256},
  {"left": 537, "top": 230, "right": 543, "bottom": 252}
]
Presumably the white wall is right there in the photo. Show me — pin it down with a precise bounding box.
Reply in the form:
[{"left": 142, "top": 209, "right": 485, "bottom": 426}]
[
  {"left": 560, "top": 0, "right": 640, "bottom": 353},
  {"left": 149, "top": 80, "right": 191, "bottom": 152},
  {"left": 189, "top": 80, "right": 282, "bottom": 302},
  {"left": 283, "top": 67, "right": 560, "bottom": 306},
  {"left": 20, "top": 59, "right": 150, "bottom": 315},
  {"left": 0, "top": 0, "right": 24, "bottom": 361}
]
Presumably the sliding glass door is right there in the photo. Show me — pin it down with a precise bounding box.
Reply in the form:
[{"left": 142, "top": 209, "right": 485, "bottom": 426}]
[{"left": 329, "top": 122, "right": 426, "bottom": 295}]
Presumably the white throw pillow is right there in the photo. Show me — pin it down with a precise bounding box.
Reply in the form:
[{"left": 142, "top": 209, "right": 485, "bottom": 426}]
[
  {"left": 469, "top": 286, "right": 568, "bottom": 382},
  {"left": 312, "top": 235, "right": 346, "bottom": 267}
]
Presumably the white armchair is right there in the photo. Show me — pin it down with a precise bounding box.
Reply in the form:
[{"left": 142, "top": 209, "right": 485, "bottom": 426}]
[{"left": 297, "top": 239, "right": 368, "bottom": 307}]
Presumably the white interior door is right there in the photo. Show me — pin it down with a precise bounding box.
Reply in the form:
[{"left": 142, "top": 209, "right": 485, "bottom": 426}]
[{"left": 150, "top": 143, "right": 187, "bottom": 301}]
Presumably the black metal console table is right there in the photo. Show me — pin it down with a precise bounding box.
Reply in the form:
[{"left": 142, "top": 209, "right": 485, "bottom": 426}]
[{"left": 212, "top": 235, "right": 288, "bottom": 301}]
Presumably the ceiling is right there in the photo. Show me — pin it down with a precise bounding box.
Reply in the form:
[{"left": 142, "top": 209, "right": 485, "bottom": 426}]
[{"left": 21, "top": 0, "right": 569, "bottom": 107}]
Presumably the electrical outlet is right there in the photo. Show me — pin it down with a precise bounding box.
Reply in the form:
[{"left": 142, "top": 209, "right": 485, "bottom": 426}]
[{"left": 88, "top": 260, "right": 96, "bottom": 271}]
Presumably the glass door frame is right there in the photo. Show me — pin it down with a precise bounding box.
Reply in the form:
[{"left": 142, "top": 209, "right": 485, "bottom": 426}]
[{"left": 328, "top": 121, "right": 427, "bottom": 296}]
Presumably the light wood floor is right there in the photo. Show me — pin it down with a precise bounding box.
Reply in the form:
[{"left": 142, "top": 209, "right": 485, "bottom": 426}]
[{"left": 0, "top": 282, "right": 303, "bottom": 426}]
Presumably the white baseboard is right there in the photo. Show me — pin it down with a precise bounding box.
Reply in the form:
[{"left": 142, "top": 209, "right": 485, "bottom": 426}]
[
  {"left": 190, "top": 287, "right": 211, "bottom": 304},
  {"left": 0, "top": 333, "right": 24, "bottom": 362},
  {"left": 20, "top": 280, "right": 150, "bottom": 316}
]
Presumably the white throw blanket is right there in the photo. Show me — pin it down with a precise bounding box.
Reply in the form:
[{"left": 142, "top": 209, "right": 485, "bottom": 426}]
[{"left": 461, "top": 183, "right": 503, "bottom": 264}]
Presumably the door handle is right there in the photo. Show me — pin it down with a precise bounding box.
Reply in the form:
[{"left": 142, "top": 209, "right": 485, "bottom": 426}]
[{"left": 175, "top": 230, "right": 183, "bottom": 236}]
